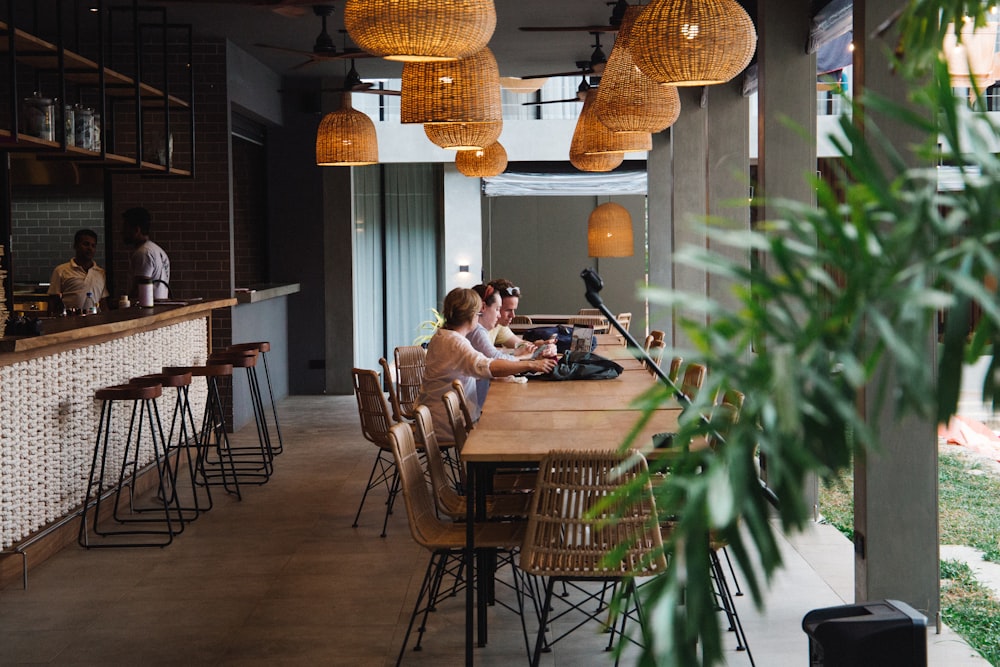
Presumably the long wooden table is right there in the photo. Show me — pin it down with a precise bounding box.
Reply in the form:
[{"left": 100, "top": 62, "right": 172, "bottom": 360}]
[{"left": 460, "top": 367, "right": 679, "bottom": 663}]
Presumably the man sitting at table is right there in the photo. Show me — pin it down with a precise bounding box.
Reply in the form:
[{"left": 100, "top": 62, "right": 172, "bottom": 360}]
[{"left": 486, "top": 278, "right": 538, "bottom": 354}]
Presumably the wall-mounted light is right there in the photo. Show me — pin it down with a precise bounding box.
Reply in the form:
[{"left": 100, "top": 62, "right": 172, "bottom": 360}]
[{"left": 459, "top": 264, "right": 470, "bottom": 273}]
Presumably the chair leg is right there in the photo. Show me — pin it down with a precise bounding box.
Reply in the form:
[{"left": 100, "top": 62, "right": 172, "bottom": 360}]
[
  {"left": 531, "top": 577, "right": 557, "bottom": 667},
  {"left": 352, "top": 449, "right": 397, "bottom": 537}
]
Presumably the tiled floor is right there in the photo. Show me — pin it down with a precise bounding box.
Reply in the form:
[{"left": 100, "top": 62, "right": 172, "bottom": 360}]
[{"left": 0, "top": 395, "right": 989, "bottom": 666}]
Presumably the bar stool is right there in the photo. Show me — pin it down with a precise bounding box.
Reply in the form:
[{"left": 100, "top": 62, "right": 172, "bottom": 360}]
[
  {"left": 131, "top": 371, "right": 212, "bottom": 520},
  {"left": 208, "top": 349, "right": 275, "bottom": 481},
  {"left": 164, "top": 363, "right": 243, "bottom": 499},
  {"left": 78, "top": 382, "right": 183, "bottom": 548},
  {"left": 227, "top": 342, "right": 284, "bottom": 455}
]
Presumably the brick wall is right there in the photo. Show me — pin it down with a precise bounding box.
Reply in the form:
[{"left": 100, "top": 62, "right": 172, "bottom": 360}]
[{"left": 10, "top": 196, "right": 106, "bottom": 284}]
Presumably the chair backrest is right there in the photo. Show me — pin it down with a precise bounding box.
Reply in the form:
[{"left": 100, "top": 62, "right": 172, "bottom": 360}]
[
  {"left": 394, "top": 345, "right": 427, "bottom": 420},
  {"left": 387, "top": 421, "right": 447, "bottom": 550},
  {"left": 378, "top": 357, "right": 405, "bottom": 423},
  {"left": 569, "top": 315, "right": 609, "bottom": 333},
  {"left": 577, "top": 308, "right": 602, "bottom": 316},
  {"left": 646, "top": 339, "right": 666, "bottom": 375},
  {"left": 511, "top": 315, "right": 533, "bottom": 325},
  {"left": 707, "top": 399, "right": 741, "bottom": 451},
  {"left": 616, "top": 312, "right": 632, "bottom": 333},
  {"left": 667, "top": 356, "right": 684, "bottom": 384},
  {"left": 412, "top": 404, "right": 464, "bottom": 519},
  {"left": 720, "top": 388, "right": 745, "bottom": 412},
  {"left": 521, "top": 449, "right": 667, "bottom": 578},
  {"left": 442, "top": 389, "right": 469, "bottom": 452},
  {"left": 648, "top": 330, "right": 665, "bottom": 345},
  {"left": 450, "top": 379, "right": 476, "bottom": 433},
  {"left": 352, "top": 368, "right": 395, "bottom": 450},
  {"left": 679, "top": 363, "right": 707, "bottom": 402}
]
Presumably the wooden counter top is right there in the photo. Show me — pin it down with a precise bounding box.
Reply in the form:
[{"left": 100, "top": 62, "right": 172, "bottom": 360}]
[{"left": 0, "top": 298, "right": 235, "bottom": 364}]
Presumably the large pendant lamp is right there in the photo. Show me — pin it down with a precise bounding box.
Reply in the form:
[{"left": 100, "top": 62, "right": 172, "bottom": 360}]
[
  {"left": 344, "top": 0, "right": 496, "bottom": 62},
  {"left": 570, "top": 150, "right": 624, "bottom": 173},
  {"left": 630, "top": 0, "right": 757, "bottom": 86},
  {"left": 455, "top": 141, "right": 508, "bottom": 177},
  {"left": 942, "top": 17, "right": 1000, "bottom": 90},
  {"left": 572, "top": 88, "right": 652, "bottom": 156},
  {"left": 402, "top": 47, "right": 502, "bottom": 150},
  {"left": 588, "top": 202, "right": 634, "bottom": 257},
  {"left": 594, "top": 6, "right": 681, "bottom": 133},
  {"left": 315, "top": 93, "right": 378, "bottom": 166}
]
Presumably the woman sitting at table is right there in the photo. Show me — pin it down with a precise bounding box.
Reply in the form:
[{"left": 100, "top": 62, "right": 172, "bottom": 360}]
[
  {"left": 418, "top": 287, "right": 557, "bottom": 437},
  {"left": 467, "top": 284, "right": 558, "bottom": 408}
]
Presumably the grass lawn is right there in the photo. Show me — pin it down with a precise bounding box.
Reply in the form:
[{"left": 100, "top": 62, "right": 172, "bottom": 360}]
[{"left": 819, "top": 449, "right": 1000, "bottom": 666}]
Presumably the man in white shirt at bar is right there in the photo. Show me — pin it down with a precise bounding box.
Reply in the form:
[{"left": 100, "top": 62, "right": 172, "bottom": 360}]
[{"left": 122, "top": 206, "right": 171, "bottom": 300}]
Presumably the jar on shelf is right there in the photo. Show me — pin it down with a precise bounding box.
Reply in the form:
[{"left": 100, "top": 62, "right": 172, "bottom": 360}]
[
  {"left": 63, "top": 105, "right": 75, "bottom": 147},
  {"left": 74, "top": 105, "right": 94, "bottom": 150},
  {"left": 21, "top": 92, "right": 54, "bottom": 140},
  {"left": 92, "top": 113, "right": 101, "bottom": 152}
]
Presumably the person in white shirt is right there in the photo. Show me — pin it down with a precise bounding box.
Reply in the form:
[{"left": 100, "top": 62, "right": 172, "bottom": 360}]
[
  {"left": 417, "top": 287, "right": 556, "bottom": 438},
  {"left": 47, "top": 228, "right": 109, "bottom": 311},
  {"left": 122, "top": 206, "right": 170, "bottom": 300}
]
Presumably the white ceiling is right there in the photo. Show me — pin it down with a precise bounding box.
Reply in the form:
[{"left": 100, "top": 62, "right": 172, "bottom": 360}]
[{"left": 138, "top": 0, "right": 669, "bottom": 82}]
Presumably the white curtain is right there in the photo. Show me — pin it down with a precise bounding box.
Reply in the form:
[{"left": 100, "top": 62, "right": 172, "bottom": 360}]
[{"left": 352, "top": 164, "right": 440, "bottom": 369}]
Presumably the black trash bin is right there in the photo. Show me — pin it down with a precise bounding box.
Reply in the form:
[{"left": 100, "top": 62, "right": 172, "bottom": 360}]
[{"left": 802, "top": 599, "right": 927, "bottom": 667}]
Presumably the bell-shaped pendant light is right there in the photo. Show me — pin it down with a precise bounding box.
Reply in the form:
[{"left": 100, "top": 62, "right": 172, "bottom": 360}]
[
  {"left": 455, "top": 141, "right": 508, "bottom": 177},
  {"left": 344, "top": 0, "right": 496, "bottom": 62},
  {"left": 630, "top": 0, "right": 757, "bottom": 86},
  {"left": 594, "top": 6, "right": 681, "bottom": 133},
  {"left": 401, "top": 47, "right": 502, "bottom": 123},
  {"left": 570, "top": 150, "right": 624, "bottom": 173},
  {"left": 424, "top": 121, "right": 503, "bottom": 151},
  {"left": 315, "top": 93, "right": 378, "bottom": 166},
  {"left": 588, "top": 202, "right": 634, "bottom": 257},
  {"left": 571, "top": 88, "right": 652, "bottom": 156}
]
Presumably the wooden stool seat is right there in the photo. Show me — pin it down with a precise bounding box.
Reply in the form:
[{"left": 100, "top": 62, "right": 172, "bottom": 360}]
[
  {"left": 209, "top": 352, "right": 257, "bottom": 368},
  {"left": 166, "top": 364, "right": 233, "bottom": 377},
  {"left": 132, "top": 372, "right": 192, "bottom": 388},
  {"left": 94, "top": 383, "right": 162, "bottom": 401},
  {"left": 228, "top": 341, "right": 270, "bottom": 353}
]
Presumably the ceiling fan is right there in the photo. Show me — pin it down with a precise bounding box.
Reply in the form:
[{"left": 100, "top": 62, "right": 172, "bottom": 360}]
[
  {"left": 518, "top": 34, "right": 608, "bottom": 80},
  {"left": 327, "top": 60, "right": 401, "bottom": 96},
  {"left": 522, "top": 70, "right": 596, "bottom": 106},
  {"left": 518, "top": 0, "right": 628, "bottom": 33},
  {"left": 254, "top": 5, "right": 372, "bottom": 69}
]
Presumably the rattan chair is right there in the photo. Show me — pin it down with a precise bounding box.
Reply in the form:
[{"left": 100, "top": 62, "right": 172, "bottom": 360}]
[
  {"left": 577, "top": 308, "right": 602, "bottom": 316},
  {"left": 378, "top": 357, "right": 407, "bottom": 424},
  {"left": 679, "top": 362, "right": 707, "bottom": 403},
  {"left": 667, "top": 356, "right": 684, "bottom": 384},
  {"left": 413, "top": 405, "right": 529, "bottom": 520},
  {"left": 646, "top": 339, "right": 666, "bottom": 375},
  {"left": 520, "top": 449, "right": 667, "bottom": 666},
  {"left": 450, "top": 379, "right": 477, "bottom": 433},
  {"left": 615, "top": 312, "right": 632, "bottom": 333},
  {"left": 511, "top": 315, "right": 533, "bottom": 325},
  {"left": 568, "top": 314, "right": 610, "bottom": 334},
  {"left": 351, "top": 368, "right": 402, "bottom": 537},
  {"left": 394, "top": 345, "right": 427, "bottom": 421},
  {"left": 387, "top": 422, "right": 531, "bottom": 664}
]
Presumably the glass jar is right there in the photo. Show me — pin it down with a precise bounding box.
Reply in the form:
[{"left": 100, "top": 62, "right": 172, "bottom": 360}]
[
  {"left": 21, "top": 92, "right": 54, "bottom": 140},
  {"left": 63, "top": 105, "right": 75, "bottom": 147},
  {"left": 74, "top": 105, "right": 94, "bottom": 150}
]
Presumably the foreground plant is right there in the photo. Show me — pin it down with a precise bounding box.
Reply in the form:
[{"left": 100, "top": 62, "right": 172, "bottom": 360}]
[{"left": 616, "top": 2, "right": 1000, "bottom": 665}]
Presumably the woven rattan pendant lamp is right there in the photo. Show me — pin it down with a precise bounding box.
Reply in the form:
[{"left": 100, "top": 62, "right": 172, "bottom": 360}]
[
  {"left": 572, "top": 89, "right": 652, "bottom": 156},
  {"left": 455, "top": 141, "right": 508, "bottom": 177},
  {"left": 630, "top": 0, "right": 757, "bottom": 86},
  {"left": 402, "top": 47, "right": 502, "bottom": 150},
  {"left": 315, "top": 93, "right": 378, "bottom": 166},
  {"left": 344, "top": 0, "right": 496, "bottom": 62},
  {"left": 588, "top": 202, "right": 633, "bottom": 257},
  {"left": 570, "top": 150, "right": 624, "bottom": 173},
  {"left": 594, "top": 5, "right": 681, "bottom": 133}
]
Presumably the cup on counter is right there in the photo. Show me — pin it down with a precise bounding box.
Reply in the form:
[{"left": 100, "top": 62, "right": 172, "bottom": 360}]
[{"left": 137, "top": 279, "right": 154, "bottom": 308}]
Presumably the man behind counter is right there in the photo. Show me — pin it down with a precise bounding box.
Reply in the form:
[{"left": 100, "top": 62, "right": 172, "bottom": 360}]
[
  {"left": 47, "top": 228, "right": 109, "bottom": 311},
  {"left": 122, "top": 206, "right": 171, "bottom": 300}
]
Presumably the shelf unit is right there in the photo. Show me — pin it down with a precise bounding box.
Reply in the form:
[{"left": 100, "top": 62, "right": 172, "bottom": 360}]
[{"left": 0, "top": 1, "right": 194, "bottom": 176}]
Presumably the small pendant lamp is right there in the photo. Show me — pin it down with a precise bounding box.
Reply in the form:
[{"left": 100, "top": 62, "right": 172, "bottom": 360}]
[
  {"left": 588, "top": 202, "right": 634, "bottom": 257},
  {"left": 572, "top": 88, "right": 652, "bottom": 156},
  {"left": 344, "top": 0, "right": 496, "bottom": 62},
  {"left": 455, "top": 141, "right": 508, "bottom": 177},
  {"left": 570, "top": 150, "right": 624, "bottom": 173},
  {"left": 315, "top": 93, "right": 378, "bottom": 166},
  {"left": 630, "top": 0, "right": 757, "bottom": 86},
  {"left": 424, "top": 121, "right": 503, "bottom": 151}
]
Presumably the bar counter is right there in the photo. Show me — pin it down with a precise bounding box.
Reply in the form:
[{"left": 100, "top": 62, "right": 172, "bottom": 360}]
[{"left": 0, "top": 299, "right": 234, "bottom": 552}]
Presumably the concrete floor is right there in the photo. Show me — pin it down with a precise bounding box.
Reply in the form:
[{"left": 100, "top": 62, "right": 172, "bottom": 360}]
[{"left": 0, "top": 395, "right": 989, "bottom": 665}]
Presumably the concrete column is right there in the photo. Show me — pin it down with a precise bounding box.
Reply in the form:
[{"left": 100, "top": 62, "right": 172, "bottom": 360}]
[
  {"left": 853, "top": 0, "right": 940, "bottom": 620},
  {"left": 669, "top": 87, "right": 709, "bottom": 349},
  {"left": 322, "top": 159, "right": 355, "bottom": 395},
  {"left": 443, "top": 165, "right": 483, "bottom": 291},
  {"left": 647, "top": 130, "right": 674, "bottom": 338},
  {"left": 757, "top": 0, "right": 820, "bottom": 514}
]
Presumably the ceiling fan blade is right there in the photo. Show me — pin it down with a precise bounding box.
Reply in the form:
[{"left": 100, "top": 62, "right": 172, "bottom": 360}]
[
  {"left": 354, "top": 88, "right": 401, "bottom": 96},
  {"left": 522, "top": 97, "right": 583, "bottom": 106},
  {"left": 520, "top": 68, "right": 594, "bottom": 80},
  {"left": 254, "top": 43, "right": 316, "bottom": 58},
  {"left": 519, "top": 25, "right": 618, "bottom": 32}
]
